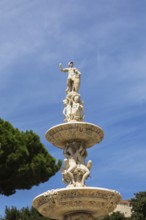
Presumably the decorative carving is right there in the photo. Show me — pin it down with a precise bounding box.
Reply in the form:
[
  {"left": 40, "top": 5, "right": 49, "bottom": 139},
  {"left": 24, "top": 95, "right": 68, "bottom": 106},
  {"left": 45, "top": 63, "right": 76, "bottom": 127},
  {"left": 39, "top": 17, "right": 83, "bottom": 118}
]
[
  {"left": 32, "top": 188, "right": 121, "bottom": 219},
  {"left": 61, "top": 141, "right": 92, "bottom": 187},
  {"left": 63, "top": 212, "right": 95, "bottom": 220},
  {"left": 45, "top": 122, "right": 104, "bottom": 149},
  {"left": 59, "top": 62, "right": 84, "bottom": 123},
  {"left": 59, "top": 61, "right": 81, "bottom": 94},
  {"left": 63, "top": 92, "right": 84, "bottom": 122},
  {"left": 36, "top": 190, "right": 58, "bottom": 207}
]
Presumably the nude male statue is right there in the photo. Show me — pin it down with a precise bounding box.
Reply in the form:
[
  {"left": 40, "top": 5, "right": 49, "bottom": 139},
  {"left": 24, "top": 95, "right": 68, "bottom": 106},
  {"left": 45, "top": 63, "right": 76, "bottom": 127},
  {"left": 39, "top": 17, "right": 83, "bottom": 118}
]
[{"left": 59, "top": 61, "right": 81, "bottom": 94}]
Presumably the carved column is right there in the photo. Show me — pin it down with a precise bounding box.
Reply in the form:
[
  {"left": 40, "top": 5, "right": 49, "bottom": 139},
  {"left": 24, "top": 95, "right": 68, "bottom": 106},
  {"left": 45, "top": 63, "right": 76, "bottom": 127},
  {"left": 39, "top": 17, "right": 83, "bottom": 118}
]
[{"left": 62, "top": 141, "right": 92, "bottom": 187}]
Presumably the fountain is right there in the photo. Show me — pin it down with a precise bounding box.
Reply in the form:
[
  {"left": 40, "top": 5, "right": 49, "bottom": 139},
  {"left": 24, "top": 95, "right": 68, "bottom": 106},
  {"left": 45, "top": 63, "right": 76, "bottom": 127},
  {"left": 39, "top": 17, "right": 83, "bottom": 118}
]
[{"left": 32, "top": 62, "right": 121, "bottom": 220}]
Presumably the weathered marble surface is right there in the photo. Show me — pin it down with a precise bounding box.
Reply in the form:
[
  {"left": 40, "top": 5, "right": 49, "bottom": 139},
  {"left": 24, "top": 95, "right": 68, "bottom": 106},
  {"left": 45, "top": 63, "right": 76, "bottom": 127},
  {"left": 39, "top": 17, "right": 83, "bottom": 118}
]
[
  {"left": 63, "top": 91, "right": 84, "bottom": 122},
  {"left": 45, "top": 122, "right": 104, "bottom": 149},
  {"left": 63, "top": 212, "right": 95, "bottom": 220},
  {"left": 60, "top": 62, "right": 84, "bottom": 123},
  {"left": 33, "top": 62, "right": 122, "bottom": 220},
  {"left": 62, "top": 141, "right": 92, "bottom": 187},
  {"left": 59, "top": 62, "right": 81, "bottom": 94},
  {"left": 32, "top": 187, "right": 121, "bottom": 220}
]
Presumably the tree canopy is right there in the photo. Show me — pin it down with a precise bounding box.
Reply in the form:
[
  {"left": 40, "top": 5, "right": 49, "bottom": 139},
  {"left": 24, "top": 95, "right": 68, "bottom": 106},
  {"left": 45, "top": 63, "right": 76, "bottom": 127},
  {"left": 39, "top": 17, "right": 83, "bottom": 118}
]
[
  {"left": 101, "top": 211, "right": 127, "bottom": 220},
  {"left": 102, "top": 191, "right": 146, "bottom": 220},
  {"left": 0, "top": 206, "right": 49, "bottom": 220},
  {"left": 130, "top": 191, "right": 146, "bottom": 220},
  {"left": 0, "top": 118, "right": 62, "bottom": 196}
]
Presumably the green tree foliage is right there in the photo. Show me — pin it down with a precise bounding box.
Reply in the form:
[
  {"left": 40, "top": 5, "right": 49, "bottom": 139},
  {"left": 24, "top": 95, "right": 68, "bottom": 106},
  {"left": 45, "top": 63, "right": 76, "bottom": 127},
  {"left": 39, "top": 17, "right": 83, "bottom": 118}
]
[
  {"left": 0, "top": 118, "right": 62, "bottom": 196},
  {"left": 0, "top": 206, "right": 49, "bottom": 220},
  {"left": 101, "top": 211, "right": 126, "bottom": 220},
  {"left": 130, "top": 192, "right": 146, "bottom": 220}
]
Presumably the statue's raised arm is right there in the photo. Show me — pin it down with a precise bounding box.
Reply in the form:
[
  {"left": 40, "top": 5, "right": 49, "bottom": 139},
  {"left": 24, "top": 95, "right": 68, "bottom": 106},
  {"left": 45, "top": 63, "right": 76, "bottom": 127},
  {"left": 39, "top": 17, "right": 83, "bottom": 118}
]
[
  {"left": 59, "top": 63, "right": 68, "bottom": 72},
  {"left": 59, "top": 61, "right": 81, "bottom": 94}
]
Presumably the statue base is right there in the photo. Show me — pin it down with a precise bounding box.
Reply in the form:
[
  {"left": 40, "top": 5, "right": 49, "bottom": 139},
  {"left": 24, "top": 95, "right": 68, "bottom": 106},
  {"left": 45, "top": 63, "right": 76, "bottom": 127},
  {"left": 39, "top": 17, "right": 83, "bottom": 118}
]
[{"left": 32, "top": 187, "right": 121, "bottom": 220}]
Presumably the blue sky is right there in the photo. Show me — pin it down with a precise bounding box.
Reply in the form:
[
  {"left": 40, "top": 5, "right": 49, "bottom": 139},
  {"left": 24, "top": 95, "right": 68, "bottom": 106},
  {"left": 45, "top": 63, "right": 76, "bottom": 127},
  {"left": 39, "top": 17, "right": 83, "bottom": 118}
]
[{"left": 0, "top": 0, "right": 146, "bottom": 217}]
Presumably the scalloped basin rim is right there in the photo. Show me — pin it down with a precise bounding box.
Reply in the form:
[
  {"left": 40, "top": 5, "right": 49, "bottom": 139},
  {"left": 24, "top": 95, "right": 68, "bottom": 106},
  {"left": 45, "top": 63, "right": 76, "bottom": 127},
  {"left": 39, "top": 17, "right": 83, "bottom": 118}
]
[
  {"left": 33, "top": 186, "right": 120, "bottom": 198},
  {"left": 32, "top": 187, "right": 122, "bottom": 220},
  {"left": 45, "top": 122, "right": 104, "bottom": 149}
]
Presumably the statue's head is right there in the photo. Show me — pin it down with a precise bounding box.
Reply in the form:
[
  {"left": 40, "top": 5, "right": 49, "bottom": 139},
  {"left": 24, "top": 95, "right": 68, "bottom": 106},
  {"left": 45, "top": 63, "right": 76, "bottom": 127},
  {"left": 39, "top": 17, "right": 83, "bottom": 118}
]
[
  {"left": 63, "top": 99, "right": 68, "bottom": 105},
  {"left": 68, "top": 61, "right": 74, "bottom": 67},
  {"left": 74, "top": 95, "right": 80, "bottom": 103}
]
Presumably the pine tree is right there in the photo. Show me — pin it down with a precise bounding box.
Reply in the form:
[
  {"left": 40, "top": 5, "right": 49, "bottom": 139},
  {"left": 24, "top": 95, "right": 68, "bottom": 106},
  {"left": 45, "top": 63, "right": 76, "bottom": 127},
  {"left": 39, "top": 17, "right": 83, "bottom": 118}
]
[
  {"left": 0, "top": 206, "right": 49, "bottom": 220},
  {"left": 130, "top": 192, "right": 146, "bottom": 220},
  {"left": 0, "top": 118, "right": 62, "bottom": 196},
  {"left": 101, "top": 211, "right": 126, "bottom": 220}
]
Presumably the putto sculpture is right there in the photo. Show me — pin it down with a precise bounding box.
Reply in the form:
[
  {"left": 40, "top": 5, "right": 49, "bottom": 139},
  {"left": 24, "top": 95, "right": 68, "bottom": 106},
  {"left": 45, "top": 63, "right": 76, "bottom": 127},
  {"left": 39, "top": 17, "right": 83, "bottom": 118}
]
[
  {"left": 32, "top": 61, "right": 121, "bottom": 220},
  {"left": 62, "top": 142, "right": 92, "bottom": 187},
  {"left": 63, "top": 93, "right": 84, "bottom": 122}
]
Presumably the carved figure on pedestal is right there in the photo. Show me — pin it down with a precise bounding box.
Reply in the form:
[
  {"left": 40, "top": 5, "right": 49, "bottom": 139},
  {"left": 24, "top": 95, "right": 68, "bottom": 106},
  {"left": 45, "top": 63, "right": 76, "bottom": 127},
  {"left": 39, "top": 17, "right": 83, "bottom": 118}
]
[
  {"left": 63, "top": 98, "right": 72, "bottom": 122},
  {"left": 62, "top": 142, "right": 92, "bottom": 187},
  {"left": 71, "top": 95, "right": 84, "bottom": 121},
  {"left": 63, "top": 92, "right": 84, "bottom": 122},
  {"left": 62, "top": 158, "right": 76, "bottom": 186},
  {"left": 73, "top": 160, "right": 92, "bottom": 186},
  {"left": 62, "top": 143, "right": 77, "bottom": 186},
  {"left": 59, "top": 62, "right": 81, "bottom": 94}
]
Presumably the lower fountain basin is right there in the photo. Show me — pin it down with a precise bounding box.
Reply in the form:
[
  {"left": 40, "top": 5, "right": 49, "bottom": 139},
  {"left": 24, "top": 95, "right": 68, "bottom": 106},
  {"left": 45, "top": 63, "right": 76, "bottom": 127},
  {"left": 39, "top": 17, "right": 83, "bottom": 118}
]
[{"left": 32, "top": 187, "right": 121, "bottom": 220}]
